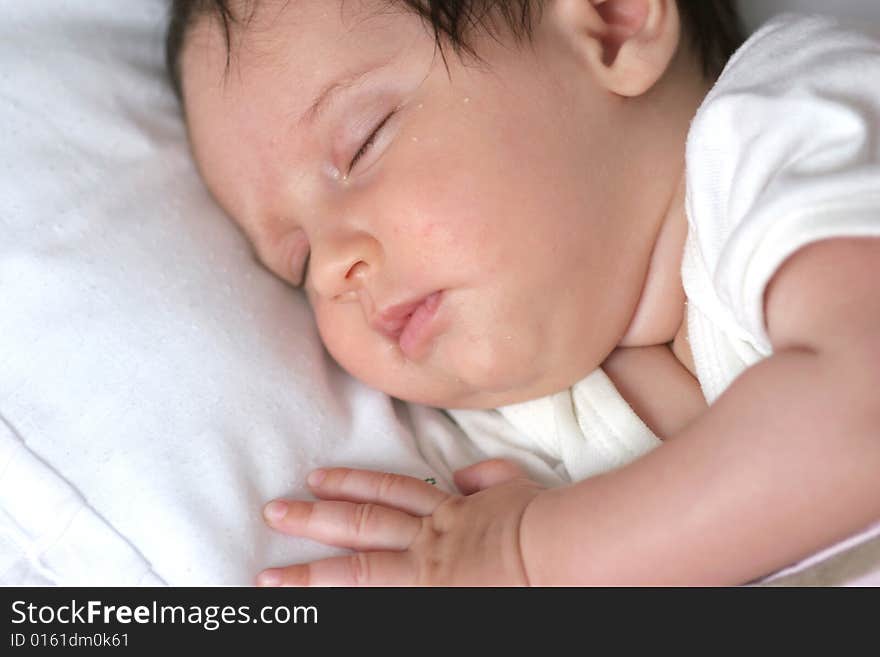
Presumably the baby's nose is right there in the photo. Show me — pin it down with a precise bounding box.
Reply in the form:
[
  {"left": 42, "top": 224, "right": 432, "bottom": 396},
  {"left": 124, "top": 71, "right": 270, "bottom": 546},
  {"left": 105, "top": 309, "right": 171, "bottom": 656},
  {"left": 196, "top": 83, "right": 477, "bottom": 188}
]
[{"left": 307, "top": 233, "right": 378, "bottom": 302}]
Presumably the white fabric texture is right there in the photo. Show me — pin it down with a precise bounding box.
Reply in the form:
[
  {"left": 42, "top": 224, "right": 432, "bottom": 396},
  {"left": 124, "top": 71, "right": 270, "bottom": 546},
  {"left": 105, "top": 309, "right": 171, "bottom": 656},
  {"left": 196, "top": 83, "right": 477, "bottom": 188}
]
[
  {"left": 682, "top": 12, "right": 880, "bottom": 579},
  {"left": 0, "top": 417, "right": 165, "bottom": 586},
  {"left": 448, "top": 369, "right": 661, "bottom": 486}
]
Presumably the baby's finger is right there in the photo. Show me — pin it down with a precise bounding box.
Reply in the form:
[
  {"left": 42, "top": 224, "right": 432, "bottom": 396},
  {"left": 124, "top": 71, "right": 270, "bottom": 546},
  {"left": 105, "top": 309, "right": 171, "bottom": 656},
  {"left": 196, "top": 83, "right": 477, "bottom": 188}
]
[
  {"left": 454, "top": 458, "right": 530, "bottom": 495},
  {"left": 257, "top": 551, "right": 417, "bottom": 587},
  {"left": 307, "top": 467, "right": 448, "bottom": 516},
  {"left": 263, "top": 499, "right": 422, "bottom": 551}
]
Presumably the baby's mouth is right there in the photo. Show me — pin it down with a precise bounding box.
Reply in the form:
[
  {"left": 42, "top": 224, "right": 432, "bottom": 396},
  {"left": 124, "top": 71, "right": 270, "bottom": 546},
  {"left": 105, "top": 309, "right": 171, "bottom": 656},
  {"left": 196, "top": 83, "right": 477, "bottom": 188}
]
[
  {"left": 370, "top": 293, "right": 434, "bottom": 339},
  {"left": 369, "top": 291, "right": 446, "bottom": 358}
]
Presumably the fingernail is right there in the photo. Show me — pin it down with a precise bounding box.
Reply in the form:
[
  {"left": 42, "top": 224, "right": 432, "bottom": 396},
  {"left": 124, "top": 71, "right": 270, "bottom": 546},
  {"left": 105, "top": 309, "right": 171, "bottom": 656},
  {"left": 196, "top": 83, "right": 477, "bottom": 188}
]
[
  {"left": 307, "top": 469, "right": 326, "bottom": 487},
  {"left": 257, "top": 570, "right": 281, "bottom": 587},
  {"left": 263, "top": 501, "right": 288, "bottom": 522}
]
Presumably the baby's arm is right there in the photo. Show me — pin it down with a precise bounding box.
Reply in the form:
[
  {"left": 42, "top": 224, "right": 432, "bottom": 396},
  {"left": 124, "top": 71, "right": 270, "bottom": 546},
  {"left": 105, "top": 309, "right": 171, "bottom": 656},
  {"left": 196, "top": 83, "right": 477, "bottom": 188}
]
[
  {"left": 602, "top": 344, "right": 706, "bottom": 439},
  {"left": 522, "top": 237, "right": 880, "bottom": 584}
]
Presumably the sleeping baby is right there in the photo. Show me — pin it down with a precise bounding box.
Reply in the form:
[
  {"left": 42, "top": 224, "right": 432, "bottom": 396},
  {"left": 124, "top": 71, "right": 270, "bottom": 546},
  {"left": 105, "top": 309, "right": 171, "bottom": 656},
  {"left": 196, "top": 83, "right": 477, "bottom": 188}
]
[{"left": 168, "top": 0, "right": 880, "bottom": 584}]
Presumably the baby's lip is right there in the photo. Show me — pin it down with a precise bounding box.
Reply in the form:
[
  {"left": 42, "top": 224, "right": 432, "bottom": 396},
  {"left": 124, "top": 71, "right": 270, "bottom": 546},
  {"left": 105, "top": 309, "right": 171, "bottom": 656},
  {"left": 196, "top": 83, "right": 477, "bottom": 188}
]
[{"left": 370, "top": 293, "right": 437, "bottom": 339}]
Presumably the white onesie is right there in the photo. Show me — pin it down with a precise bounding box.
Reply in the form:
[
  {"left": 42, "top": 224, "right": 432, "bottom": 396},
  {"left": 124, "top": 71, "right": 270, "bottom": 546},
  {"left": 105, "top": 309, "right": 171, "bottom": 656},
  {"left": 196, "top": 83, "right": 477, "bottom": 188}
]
[
  {"left": 435, "top": 12, "right": 880, "bottom": 486},
  {"left": 683, "top": 12, "right": 880, "bottom": 403}
]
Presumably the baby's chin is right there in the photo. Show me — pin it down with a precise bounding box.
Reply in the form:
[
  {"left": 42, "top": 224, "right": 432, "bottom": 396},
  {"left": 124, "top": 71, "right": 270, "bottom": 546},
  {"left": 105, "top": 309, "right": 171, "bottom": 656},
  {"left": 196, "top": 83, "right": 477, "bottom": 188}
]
[
  {"left": 371, "top": 369, "right": 566, "bottom": 411},
  {"left": 339, "top": 326, "right": 593, "bottom": 409}
]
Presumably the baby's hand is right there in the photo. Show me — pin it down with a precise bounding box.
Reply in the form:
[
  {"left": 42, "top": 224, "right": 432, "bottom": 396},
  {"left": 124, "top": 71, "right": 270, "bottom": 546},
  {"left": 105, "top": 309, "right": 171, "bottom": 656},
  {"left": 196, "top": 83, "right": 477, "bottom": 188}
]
[{"left": 256, "top": 459, "right": 543, "bottom": 586}]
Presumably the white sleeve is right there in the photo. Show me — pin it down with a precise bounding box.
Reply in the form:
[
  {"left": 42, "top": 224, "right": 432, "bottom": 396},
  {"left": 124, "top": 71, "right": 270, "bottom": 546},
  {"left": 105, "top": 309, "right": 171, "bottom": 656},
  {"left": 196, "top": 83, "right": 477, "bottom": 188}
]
[{"left": 684, "top": 13, "right": 880, "bottom": 353}]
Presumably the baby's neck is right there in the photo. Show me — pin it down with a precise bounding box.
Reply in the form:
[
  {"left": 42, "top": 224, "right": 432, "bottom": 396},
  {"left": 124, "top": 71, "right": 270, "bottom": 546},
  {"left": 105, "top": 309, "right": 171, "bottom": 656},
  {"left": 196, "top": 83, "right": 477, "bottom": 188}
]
[{"left": 617, "top": 173, "right": 690, "bottom": 359}]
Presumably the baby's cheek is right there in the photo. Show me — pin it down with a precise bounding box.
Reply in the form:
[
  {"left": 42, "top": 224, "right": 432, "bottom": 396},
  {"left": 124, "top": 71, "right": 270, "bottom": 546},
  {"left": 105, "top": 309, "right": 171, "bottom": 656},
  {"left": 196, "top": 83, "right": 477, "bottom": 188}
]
[
  {"left": 312, "top": 306, "right": 380, "bottom": 376},
  {"left": 311, "top": 305, "right": 342, "bottom": 352}
]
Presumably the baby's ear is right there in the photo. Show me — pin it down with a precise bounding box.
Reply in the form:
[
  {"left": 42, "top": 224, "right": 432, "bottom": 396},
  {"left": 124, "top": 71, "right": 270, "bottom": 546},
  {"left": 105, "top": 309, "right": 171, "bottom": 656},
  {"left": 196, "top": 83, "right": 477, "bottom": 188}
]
[{"left": 550, "top": 0, "right": 681, "bottom": 97}]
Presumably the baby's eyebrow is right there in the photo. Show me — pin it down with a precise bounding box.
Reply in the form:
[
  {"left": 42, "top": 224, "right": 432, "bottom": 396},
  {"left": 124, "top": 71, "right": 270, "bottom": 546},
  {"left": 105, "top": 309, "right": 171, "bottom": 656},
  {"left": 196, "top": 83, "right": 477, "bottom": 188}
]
[{"left": 297, "top": 58, "right": 393, "bottom": 129}]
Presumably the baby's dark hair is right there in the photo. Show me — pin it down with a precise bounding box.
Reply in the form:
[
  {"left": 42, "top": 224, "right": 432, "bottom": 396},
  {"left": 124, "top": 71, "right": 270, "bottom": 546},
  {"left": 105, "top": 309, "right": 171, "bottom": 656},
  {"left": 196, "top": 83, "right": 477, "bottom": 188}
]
[{"left": 166, "top": 0, "right": 745, "bottom": 100}]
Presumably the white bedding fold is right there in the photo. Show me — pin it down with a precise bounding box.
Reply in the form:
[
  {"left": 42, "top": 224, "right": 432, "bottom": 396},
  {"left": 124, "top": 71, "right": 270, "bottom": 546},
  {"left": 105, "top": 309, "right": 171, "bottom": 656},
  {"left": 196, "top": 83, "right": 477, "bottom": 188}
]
[{"left": 0, "top": 416, "right": 165, "bottom": 586}]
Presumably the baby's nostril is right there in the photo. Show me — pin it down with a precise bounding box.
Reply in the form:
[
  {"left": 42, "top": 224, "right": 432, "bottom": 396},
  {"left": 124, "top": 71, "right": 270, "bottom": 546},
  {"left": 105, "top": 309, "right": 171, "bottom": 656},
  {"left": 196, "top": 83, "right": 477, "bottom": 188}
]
[{"left": 345, "top": 261, "right": 368, "bottom": 281}]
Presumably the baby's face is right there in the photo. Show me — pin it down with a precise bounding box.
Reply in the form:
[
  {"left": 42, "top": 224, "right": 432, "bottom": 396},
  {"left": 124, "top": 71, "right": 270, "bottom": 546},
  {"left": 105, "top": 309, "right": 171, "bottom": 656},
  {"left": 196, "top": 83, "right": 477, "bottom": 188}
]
[{"left": 182, "top": 0, "right": 670, "bottom": 409}]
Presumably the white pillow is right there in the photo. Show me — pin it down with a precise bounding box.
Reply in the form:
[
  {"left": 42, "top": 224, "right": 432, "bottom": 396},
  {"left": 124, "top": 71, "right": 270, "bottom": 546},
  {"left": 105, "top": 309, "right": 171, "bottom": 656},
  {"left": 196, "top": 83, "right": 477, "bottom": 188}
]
[{"left": 0, "top": 0, "right": 467, "bottom": 585}]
